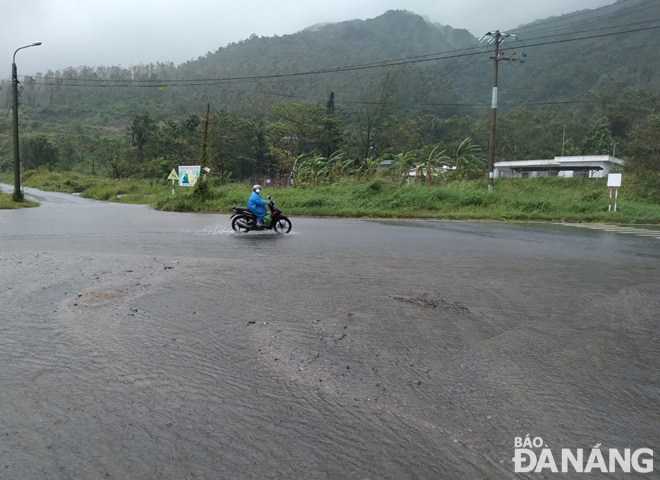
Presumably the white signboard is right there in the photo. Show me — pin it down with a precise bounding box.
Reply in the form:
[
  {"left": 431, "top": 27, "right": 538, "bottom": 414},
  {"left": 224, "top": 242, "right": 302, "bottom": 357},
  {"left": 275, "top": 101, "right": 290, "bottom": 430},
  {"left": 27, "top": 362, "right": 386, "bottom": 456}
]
[
  {"left": 178, "top": 166, "right": 200, "bottom": 187},
  {"left": 607, "top": 173, "right": 622, "bottom": 187},
  {"left": 607, "top": 173, "right": 622, "bottom": 212}
]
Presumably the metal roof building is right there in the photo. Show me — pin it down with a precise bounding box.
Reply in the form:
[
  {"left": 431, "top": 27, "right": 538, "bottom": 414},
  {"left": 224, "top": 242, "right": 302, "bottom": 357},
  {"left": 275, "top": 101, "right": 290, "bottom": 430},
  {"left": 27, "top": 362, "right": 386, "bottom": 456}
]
[{"left": 494, "top": 155, "right": 624, "bottom": 179}]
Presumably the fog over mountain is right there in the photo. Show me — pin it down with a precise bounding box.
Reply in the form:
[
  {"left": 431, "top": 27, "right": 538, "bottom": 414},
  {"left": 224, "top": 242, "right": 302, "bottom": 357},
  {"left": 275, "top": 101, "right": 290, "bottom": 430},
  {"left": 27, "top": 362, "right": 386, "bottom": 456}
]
[{"left": 2, "top": 0, "right": 612, "bottom": 76}]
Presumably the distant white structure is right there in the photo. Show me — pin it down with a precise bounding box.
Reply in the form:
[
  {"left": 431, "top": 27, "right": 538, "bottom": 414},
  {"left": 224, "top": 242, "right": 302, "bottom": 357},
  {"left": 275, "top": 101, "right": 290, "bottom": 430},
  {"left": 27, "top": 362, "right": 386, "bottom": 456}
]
[
  {"left": 405, "top": 166, "right": 455, "bottom": 178},
  {"left": 376, "top": 160, "right": 456, "bottom": 178},
  {"left": 494, "top": 155, "right": 624, "bottom": 179}
]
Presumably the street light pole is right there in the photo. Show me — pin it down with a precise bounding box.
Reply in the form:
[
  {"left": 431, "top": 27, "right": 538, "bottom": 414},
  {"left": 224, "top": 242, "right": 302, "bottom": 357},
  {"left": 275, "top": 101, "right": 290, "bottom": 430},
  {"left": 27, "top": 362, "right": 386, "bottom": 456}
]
[{"left": 12, "top": 42, "right": 42, "bottom": 202}]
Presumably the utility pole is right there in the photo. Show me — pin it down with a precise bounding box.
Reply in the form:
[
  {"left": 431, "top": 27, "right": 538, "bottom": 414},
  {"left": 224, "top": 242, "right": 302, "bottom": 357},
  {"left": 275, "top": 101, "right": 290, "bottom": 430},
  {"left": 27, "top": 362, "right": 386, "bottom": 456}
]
[
  {"left": 487, "top": 31, "right": 501, "bottom": 192},
  {"left": 479, "top": 32, "right": 524, "bottom": 191},
  {"left": 194, "top": 103, "right": 211, "bottom": 199},
  {"left": 201, "top": 103, "right": 210, "bottom": 171}
]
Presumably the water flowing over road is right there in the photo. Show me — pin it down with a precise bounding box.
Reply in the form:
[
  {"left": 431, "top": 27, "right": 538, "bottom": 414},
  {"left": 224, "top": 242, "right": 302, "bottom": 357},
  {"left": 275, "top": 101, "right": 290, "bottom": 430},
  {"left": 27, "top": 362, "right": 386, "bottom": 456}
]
[{"left": 1, "top": 185, "right": 658, "bottom": 478}]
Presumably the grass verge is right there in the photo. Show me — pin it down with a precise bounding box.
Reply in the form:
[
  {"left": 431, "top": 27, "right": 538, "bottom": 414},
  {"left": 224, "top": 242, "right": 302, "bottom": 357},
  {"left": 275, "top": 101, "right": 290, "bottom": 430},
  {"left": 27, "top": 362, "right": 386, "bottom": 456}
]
[
  {"left": 5, "top": 170, "right": 660, "bottom": 223},
  {"left": 0, "top": 191, "right": 39, "bottom": 208}
]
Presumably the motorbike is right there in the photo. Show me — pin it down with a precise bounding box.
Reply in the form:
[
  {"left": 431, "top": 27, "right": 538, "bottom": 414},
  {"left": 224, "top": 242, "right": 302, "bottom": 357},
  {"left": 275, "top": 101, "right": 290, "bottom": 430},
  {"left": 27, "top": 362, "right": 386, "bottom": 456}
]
[{"left": 231, "top": 195, "right": 292, "bottom": 233}]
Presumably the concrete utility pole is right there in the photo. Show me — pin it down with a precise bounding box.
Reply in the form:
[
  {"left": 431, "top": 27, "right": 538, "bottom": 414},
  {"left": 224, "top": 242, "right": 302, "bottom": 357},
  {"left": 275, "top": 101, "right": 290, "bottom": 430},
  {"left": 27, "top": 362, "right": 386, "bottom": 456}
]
[
  {"left": 201, "top": 103, "right": 210, "bottom": 171},
  {"left": 479, "top": 31, "right": 524, "bottom": 192},
  {"left": 487, "top": 31, "right": 501, "bottom": 192},
  {"left": 12, "top": 42, "right": 42, "bottom": 202}
]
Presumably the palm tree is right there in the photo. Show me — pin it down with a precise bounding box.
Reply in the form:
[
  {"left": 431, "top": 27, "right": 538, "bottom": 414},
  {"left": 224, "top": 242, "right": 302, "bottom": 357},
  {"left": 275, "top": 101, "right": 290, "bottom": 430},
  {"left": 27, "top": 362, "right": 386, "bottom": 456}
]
[{"left": 127, "top": 113, "right": 155, "bottom": 163}]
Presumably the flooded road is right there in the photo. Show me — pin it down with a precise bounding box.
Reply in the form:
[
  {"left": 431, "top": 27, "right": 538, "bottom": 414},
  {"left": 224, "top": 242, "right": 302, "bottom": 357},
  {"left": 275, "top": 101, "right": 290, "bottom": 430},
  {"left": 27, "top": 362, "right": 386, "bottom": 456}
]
[{"left": 1, "top": 185, "right": 658, "bottom": 479}]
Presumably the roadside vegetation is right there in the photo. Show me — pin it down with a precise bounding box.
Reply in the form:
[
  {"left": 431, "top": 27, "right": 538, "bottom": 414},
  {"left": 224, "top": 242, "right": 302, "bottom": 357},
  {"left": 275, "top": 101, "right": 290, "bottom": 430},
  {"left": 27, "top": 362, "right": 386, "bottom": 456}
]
[
  {"left": 5, "top": 170, "right": 659, "bottom": 224},
  {"left": 0, "top": 190, "right": 38, "bottom": 209},
  {"left": 1, "top": 8, "right": 659, "bottom": 224}
]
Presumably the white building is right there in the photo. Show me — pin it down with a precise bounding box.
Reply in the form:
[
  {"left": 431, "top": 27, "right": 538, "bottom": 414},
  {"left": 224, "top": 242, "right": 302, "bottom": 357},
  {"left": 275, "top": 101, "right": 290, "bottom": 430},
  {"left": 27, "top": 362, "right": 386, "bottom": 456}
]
[
  {"left": 494, "top": 155, "right": 624, "bottom": 179},
  {"left": 405, "top": 165, "right": 455, "bottom": 178}
]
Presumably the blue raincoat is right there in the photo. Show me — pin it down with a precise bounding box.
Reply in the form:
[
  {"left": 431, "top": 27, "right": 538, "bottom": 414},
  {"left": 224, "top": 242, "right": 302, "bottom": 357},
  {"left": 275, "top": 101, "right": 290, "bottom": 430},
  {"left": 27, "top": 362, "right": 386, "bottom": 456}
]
[{"left": 247, "top": 191, "right": 268, "bottom": 223}]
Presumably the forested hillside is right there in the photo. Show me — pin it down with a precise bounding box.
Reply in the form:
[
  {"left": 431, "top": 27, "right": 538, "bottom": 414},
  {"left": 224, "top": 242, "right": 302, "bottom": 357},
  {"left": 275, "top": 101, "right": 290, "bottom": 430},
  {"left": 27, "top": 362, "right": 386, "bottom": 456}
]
[{"left": 0, "top": 0, "right": 658, "bottom": 194}]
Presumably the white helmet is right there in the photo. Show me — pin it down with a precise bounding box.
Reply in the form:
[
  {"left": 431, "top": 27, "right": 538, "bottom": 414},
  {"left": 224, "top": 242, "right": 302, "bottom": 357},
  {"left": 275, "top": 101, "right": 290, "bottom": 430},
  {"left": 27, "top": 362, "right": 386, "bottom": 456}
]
[{"left": 253, "top": 184, "right": 261, "bottom": 193}]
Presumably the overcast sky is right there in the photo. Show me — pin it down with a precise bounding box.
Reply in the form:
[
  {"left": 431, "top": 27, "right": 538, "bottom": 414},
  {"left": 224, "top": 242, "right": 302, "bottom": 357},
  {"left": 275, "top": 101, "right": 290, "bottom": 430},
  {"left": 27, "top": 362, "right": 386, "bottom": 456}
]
[{"left": 2, "top": 0, "right": 614, "bottom": 78}]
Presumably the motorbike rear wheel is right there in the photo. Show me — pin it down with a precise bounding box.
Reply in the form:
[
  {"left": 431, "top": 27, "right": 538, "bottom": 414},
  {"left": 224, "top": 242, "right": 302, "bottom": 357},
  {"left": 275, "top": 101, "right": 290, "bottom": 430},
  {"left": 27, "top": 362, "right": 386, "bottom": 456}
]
[
  {"left": 273, "top": 216, "right": 292, "bottom": 233},
  {"left": 232, "top": 215, "right": 251, "bottom": 233}
]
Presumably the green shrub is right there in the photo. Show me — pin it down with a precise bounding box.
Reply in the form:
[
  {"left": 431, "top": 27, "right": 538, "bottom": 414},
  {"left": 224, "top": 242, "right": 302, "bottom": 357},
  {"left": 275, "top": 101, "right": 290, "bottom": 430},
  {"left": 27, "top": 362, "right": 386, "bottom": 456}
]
[
  {"left": 301, "top": 197, "right": 326, "bottom": 208},
  {"left": 516, "top": 200, "right": 551, "bottom": 213},
  {"left": 10, "top": 170, "right": 660, "bottom": 223},
  {"left": 458, "top": 192, "right": 487, "bottom": 207}
]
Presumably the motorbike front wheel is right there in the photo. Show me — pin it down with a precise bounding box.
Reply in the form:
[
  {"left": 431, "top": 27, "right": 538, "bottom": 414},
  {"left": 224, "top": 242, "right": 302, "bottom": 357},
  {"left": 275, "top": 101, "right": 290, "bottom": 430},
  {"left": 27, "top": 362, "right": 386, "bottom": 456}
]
[
  {"left": 232, "top": 215, "right": 251, "bottom": 233},
  {"left": 273, "top": 216, "right": 292, "bottom": 233}
]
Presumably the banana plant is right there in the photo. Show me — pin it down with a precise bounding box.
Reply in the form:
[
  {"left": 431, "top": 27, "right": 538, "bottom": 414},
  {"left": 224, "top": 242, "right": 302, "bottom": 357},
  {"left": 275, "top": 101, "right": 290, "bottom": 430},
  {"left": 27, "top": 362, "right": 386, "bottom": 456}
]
[
  {"left": 293, "top": 154, "right": 332, "bottom": 185},
  {"left": 452, "top": 138, "right": 485, "bottom": 180},
  {"left": 391, "top": 150, "right": 419, "bottom": 180},
  {"left": 416, "top": 144, "right": 449, "bottom": 185}
]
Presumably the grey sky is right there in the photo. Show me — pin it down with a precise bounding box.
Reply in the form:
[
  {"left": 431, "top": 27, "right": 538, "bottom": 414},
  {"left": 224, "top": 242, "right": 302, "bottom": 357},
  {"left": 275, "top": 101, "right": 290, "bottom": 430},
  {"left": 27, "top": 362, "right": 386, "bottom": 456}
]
[{"left": 2, "top": 0, "right": 613, "bottom": 78}]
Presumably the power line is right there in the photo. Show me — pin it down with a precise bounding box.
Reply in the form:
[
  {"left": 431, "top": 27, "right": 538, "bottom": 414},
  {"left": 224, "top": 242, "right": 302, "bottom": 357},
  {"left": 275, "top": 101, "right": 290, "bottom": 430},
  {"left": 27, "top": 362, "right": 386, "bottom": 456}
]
[
  {"left": 512, "top": 0, "right": 657, "bottom": 34},
  {"left": 23, "top": 21, "right": 660, "bottom": 91},
  {"left": 0, "top": 106, "right": 12, "bottom": 130},
  {"left": 523, "top": 23, "right": 660, "bottom": 49},
  {"left": 261, "top": 88, "right": 593, "bottom": 108},
  {"left": 517, "top": 18, "right": 660, "bottom": 44},
  {"left": 18, "top": 1, "right": 653, "bottom": 88},
  {"left": 11, "top": 0, "right": 658, "bottom": 95},
  {"left": 17, "top": 2, "right": 654, "bottom": 86},
  {"left": 25, "top": 45, "right": 481, "bottom": 85}
]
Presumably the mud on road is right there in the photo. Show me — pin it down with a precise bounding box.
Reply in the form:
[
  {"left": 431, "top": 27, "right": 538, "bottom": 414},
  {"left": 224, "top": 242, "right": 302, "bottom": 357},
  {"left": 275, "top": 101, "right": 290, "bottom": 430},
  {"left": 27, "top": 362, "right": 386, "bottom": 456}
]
[{"left": 0, "top": 210, "right": 658, "bottom": 478}]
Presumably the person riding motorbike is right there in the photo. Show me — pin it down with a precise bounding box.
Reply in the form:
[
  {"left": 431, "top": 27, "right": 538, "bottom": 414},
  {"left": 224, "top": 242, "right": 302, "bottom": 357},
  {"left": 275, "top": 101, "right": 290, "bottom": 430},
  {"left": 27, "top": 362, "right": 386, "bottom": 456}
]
[{"left": 247, "top": 184, "right": 271, "bottom": 227}]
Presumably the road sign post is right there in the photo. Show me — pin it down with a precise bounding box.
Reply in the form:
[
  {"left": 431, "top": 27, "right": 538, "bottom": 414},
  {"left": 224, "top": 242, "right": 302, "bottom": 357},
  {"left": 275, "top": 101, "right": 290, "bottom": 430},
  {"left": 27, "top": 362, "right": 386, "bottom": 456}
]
[
  {"left": 167, "top": 169, "right": 179, "bottom": 195},
  {"left": 607, "top": 173, "right": 622, "bottom": 212}
]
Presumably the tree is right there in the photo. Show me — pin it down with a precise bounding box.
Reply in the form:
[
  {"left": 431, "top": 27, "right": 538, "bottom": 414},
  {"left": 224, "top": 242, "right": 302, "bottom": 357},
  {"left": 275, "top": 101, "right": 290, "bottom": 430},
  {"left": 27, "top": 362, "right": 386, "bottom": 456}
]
[
  {"left": 22, "top": 135, "right": 58, "bottom": 172},
  {"left": 582, "top": 120, "right": 613, "bottom": 156},
  {"left": 127, "top": 113, "right": 156, "bottom": 163},
  {"left": 320, "top": 91, "right": 342, "bottom": 158},
  {"left": 209, "top": 111, "right": 253, "bottom": 180},
  {"left": 626, "top": 113, "right": 660, "bottom": 174},
  {"left": 272, "top": 101, "right": 325, "bottom": 157},
  {"left": 352, "top": 73, "right": 401, "bottom": 161},
  {"left": 250, "top": 118, "right": 272, "bottom": 176},
  {"left": 182, "top": 113, "right": 201, "bottom": 134}
]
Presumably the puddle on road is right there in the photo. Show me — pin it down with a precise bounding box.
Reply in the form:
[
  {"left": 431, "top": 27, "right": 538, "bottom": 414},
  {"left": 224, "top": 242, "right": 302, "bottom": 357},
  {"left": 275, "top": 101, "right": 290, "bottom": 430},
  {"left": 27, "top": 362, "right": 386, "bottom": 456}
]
[
  {"left": 184, "top": 225, "right": 298, "bottom": 237},
  {"left": 185, "top": 225, "right": 235, "bottom": 236},
  {"left": 560, "top": 223, "right": 660, "bottom": 239}
]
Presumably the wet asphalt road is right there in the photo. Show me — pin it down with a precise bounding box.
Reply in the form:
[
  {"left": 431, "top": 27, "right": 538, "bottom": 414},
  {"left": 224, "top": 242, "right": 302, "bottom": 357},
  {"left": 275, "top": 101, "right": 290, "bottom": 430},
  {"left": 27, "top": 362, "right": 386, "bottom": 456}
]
[{"left": 1, "top": 185, "right": 658, "bottom": 479}]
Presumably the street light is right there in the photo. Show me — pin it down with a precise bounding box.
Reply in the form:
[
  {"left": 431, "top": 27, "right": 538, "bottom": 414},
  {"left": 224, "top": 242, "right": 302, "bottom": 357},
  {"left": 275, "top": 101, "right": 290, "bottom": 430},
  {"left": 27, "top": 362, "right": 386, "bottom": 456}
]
[{"left": 12, "top": 42, "right": 42, "bottom": 202}]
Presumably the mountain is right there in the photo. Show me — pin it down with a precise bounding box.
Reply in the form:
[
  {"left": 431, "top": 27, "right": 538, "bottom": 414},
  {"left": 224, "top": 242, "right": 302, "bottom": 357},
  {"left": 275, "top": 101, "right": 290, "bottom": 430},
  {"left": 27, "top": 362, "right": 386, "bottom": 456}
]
[
  {"left": 176, "top": 9, "right": 478, "bottom": 116},
  {"left": 1, "top": 2, "right": 658, "bottom": 180},
  {"left": 2, "top": 2, "right": 659, "bottom": 127},
  {"left": 494, "top": 0, "right": 660, "bottom": 106}
]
